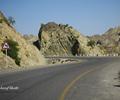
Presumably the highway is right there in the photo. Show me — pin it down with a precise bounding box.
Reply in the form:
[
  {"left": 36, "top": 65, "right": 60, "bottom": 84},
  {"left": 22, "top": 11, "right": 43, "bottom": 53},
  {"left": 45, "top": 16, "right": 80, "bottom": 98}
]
[{"left": 0, "top": 57, "right": 120, "bottom": 100}]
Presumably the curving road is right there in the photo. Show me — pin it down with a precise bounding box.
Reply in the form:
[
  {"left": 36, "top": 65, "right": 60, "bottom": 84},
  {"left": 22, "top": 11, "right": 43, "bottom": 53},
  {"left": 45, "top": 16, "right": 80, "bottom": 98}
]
[{"left": 0, "top": 57, "right": 120, "bottom": 100}]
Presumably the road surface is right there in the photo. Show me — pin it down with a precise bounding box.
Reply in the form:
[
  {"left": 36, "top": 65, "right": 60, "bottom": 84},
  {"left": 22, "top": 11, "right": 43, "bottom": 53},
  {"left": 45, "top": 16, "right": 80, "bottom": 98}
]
[{"left": 0, "top": 57, "right": 120, "bottom": 100}]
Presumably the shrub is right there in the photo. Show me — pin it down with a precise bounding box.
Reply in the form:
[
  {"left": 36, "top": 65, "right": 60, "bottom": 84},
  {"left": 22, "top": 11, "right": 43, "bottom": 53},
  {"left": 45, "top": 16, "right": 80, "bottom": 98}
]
[
  {"left": 15, "top": 57, "right": 21, "bottom": 66},
  {"left": 87, "top": 40, "right": 96, "bottom": 48},
  {"left": 0, "top": 19, "right": 3, "bottom": 23},
  {"left": 3, "top": 39, "right": 21, "bottom": 66},
  {"left": 8, "top": 16, "right": 15, "bottom": 25},
  {"left": 64, "top": 24, "right": 69, "bottom": 28}
]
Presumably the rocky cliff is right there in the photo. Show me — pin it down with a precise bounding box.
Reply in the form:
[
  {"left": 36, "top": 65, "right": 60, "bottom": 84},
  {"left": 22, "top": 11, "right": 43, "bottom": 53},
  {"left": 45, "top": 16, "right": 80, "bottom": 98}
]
[
  {"left": 0, "top": 11, "right": 46, "bottom": 70},
  {"left": 38, "top": 22, "right": 104, "bottom": 56},
  {"left": 90, "top": 27, "right": 120, "bottom": 55}
]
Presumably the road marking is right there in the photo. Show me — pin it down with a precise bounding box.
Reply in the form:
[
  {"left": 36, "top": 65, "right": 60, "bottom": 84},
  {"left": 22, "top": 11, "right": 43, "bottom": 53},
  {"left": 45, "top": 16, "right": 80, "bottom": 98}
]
[{"left": 59, "top": 67, "right": 98, "bottom": 100}]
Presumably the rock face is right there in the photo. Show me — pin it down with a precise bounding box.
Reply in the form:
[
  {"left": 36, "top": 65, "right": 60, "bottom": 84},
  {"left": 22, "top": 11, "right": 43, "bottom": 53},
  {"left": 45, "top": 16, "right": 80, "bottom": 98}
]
[
  {"left": 90, "top": 27, "right": 120, "bottom": 55},
  {"left": 38, "top": 22, "right": 104, "bottom": 56},
  {"left": 0, "top": 11, "right": 46, "bottom": 70}
]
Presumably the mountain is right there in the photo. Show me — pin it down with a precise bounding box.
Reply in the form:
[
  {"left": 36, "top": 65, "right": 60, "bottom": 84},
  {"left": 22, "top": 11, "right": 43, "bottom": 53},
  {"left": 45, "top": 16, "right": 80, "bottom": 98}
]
[
  {"left": 0, "top": 11, "right": 46, "bottom": 70},
  {"left": 89, "top": 27, "right": 120, "bottom": 55},
  {"left": 23, "top": 34, "right": 39, "bottom": 46},
  {"left": 37, "top": 22, "right": 104, "bottom": 56}
]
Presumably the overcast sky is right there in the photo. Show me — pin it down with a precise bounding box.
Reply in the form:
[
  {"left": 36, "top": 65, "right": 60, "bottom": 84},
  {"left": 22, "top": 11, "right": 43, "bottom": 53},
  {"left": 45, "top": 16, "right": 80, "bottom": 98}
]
[{"left": 0, "top": 0, "right": 120, "bottom": 35}]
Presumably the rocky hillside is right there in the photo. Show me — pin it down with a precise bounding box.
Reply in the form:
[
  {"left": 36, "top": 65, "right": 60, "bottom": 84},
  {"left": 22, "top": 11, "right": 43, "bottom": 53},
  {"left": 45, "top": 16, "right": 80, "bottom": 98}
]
[
  {"left": 23, "top": 34, "right": 38, "bottom": 44},
  {"left": 37, "top": 22, "right": 104, "bottom": 56},
  {"left": 0, "top": 11, "right": 46, "bottom": 70},
  {"left": 90, "top": 27, "right": 120, "bottom": 55}
]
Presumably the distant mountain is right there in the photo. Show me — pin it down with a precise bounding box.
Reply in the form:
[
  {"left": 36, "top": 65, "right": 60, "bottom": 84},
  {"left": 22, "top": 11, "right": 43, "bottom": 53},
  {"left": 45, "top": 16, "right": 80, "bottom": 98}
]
[
  {"left": 89, "top": 27, "right": 120, "bottom": 55},
  {"left": 0, "top": 11, "right": 46, "bottom": 70},
  {"left": 23, "top": 34, "right": 38, "bottom": 44},
  {"left": 37, "top": 22, "right": 104, "bottom": 56}
]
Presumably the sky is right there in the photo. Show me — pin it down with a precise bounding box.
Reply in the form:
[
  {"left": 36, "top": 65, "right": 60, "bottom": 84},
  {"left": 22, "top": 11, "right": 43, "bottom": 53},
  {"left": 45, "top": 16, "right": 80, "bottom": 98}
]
[{"left": 0, "top": 0, "right": 120, "bottom": 36}]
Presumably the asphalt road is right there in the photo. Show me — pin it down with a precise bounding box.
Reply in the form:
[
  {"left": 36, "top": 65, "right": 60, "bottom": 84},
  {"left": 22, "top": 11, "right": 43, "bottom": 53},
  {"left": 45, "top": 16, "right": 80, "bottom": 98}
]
[{"left": 0, "top": 57, "right": 120, "bottom": 100}]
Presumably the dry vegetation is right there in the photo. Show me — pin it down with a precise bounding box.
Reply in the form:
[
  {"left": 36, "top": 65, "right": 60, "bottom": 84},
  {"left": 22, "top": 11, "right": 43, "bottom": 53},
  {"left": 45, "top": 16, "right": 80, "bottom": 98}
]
[{"left": 0, "top": 11, "right": 46, "bottom": 71}]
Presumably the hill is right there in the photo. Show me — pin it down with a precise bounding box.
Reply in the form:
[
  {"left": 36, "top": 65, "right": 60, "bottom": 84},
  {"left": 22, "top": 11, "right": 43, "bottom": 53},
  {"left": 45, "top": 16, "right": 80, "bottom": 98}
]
[
  {"left": 89, "top": 27, "right": 120, "bottom": 55},
  {"left": 0, "top": 11, "right": 46, "bottom": 71},
  {"left": 37, "top": 22, "right": 104, "bottom": 56}
]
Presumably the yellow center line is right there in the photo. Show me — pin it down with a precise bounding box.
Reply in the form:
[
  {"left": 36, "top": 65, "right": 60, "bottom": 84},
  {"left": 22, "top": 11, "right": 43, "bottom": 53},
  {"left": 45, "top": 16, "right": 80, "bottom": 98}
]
[{"left": 59, "top": 67, "right": 99, "bottom": 100}]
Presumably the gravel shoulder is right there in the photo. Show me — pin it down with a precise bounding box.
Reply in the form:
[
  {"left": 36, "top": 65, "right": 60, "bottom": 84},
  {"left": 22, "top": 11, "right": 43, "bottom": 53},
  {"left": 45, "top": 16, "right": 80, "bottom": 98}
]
[{"left": 0, "top": 58, "right": 83, "bottom": 75}]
